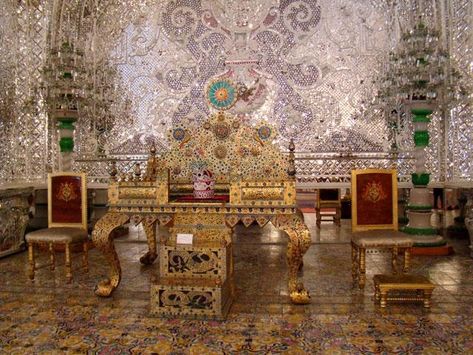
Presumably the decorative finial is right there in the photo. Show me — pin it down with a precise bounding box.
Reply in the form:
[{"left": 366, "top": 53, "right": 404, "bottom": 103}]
[
  {"left": 288, "top": 139, "right": 296, "bottom": 177},
  {"left": 109, "top": 161, "right": 118, "bottom": 181},
  {"left": 144, "top": 143, "right": 158, "bottom": 182},
  {"left": 150, "top": 143, "right": 156, "bottom": 155},
  {"left": 289, "top": 139, "right": 295, "bottom": 153},
  {"left": 134, "top": 163, "right": 141, "bottom": 180}
]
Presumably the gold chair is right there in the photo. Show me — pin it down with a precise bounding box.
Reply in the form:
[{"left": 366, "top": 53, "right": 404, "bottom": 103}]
[
  {"left": 25, "top": 172, "right": 88, "bottom": 283},
  {"left": 350, "top": 169, "right": 413, "bottom": 289},
  {"left": 315, "top": 189, "right": 341, "bottom": 228}
]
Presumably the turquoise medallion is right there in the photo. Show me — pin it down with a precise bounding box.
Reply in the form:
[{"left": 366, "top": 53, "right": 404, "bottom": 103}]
[{"left": 207, "top": 79, "right": 237, "bottom": 110}]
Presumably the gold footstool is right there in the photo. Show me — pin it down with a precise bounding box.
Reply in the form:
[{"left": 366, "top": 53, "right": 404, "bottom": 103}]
[
  {"left": 374, "top": 274, "right": 435, "bottom": 308},
  {"left": 351, "top": 230, "right": 413, "bottom": 289}
]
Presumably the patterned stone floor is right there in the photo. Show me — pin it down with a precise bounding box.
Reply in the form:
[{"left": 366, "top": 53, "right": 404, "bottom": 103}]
[{"left": 1, "top": 215, "right": 472, "bottom": 353}]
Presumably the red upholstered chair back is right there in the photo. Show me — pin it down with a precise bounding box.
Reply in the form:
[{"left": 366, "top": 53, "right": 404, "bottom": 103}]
[
  {"left": 351, "top": 169, "right": 398, "bottom": 232},
  {"left": 48, "top": 172, "right": 87, "bottom": 230}
]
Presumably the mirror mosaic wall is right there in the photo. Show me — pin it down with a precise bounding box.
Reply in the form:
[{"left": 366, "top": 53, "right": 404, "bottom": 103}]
[{"left": 0, "top": 0, "right": 471, "bottom": 185}]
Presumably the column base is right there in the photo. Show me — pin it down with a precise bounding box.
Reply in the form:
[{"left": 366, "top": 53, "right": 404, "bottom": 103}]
[
  {"left": 411, "top": 245, "right": 454, "bottom": 256},
  {"left": 407, "top": 234, "right": 452, "bottom": 255},
  {"left": 401, "top": 226, "right": 439, "bottom": 235}
]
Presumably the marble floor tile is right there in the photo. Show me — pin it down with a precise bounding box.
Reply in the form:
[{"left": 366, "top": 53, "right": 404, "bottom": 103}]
[{"left": 0, "top": 214, "right": 472, "bottom": 353}]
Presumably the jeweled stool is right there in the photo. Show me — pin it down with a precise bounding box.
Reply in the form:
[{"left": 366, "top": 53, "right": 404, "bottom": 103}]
[
  {"left": 374, "top": 274, "right": 435, "bottom": 308},
  {"left": 351, "top": 230, "right": 413, "bottom": 289}
]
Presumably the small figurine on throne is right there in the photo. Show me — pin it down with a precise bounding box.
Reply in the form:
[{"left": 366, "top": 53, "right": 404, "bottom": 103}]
[
  {"left": 190, "top": 161, "right": 215, "bottom": 199},
  {"left": 192, "top": 169, "right": 215, "bottom": 199}
]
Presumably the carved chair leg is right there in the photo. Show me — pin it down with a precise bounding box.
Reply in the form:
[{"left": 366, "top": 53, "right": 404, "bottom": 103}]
[
  {"left": 65, "top": 242, "right": 72, "bottom": 283},
  {"left": 334, "top": 207, "right": 341, "bottom": 227},
  {"left": 49, "top": 243, "right": 55, "bottom": 270},
  {"left": 83, "top": 241, "right": 89, "bottom": 272},
  {"left": 403, "top": 247, "right": 411, "bottom": 273},
  {"left": 423, "top": 289, "right": 433, "bottom": 308},
  {"left": 391, "top": 246, "right": 398, "bottom": 274},
  {"left": 374, "top": 282, "right": 380, "bottom": 302},
  {"left": 351, "top": 242, "right": 358, "bottom": 286},
  {"left": 359, "top": 247, "right": 366, "bottom": 289},
  {"left": 380, "top": 289, "right": 388, "bottom": 308},
  {"left": 28, "top": 242, "right": 35, "bottom": 281}
]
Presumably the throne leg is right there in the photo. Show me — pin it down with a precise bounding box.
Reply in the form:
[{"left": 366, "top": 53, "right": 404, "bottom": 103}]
[
  {"left": 83, "top": 241, "right": 89, "bottom": 272},
  {"left": 274, "top": 211, "right": 311, "bottom": 304},
  {"left": 49, "top": 243, "right": 55, "bottom": 270},
  {"left": 391, "top": 246, "right": 398, "bottom": 274},
  {"left": 92, "top": 212, "right": 130, "bottom": 297},
  {"left": 140, "top": 217, "right": 159, "bottom": 265}
]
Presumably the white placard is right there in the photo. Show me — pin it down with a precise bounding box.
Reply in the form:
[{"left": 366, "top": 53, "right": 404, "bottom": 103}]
[{"left": 176, "top": 233, "right": 193, "bottom": 245}]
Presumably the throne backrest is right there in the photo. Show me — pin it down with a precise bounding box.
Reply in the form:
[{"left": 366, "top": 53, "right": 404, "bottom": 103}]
[{"left": 158, "top": 111, "right": 292, "bottom": 184}]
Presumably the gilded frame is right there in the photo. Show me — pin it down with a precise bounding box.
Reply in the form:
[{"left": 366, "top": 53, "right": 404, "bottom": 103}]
[
  {"left": 48, "top": 172, "right": 87, "bottom": 230},
  {"left": 351, "top": 168, "right": 398, "bottom": 232}
]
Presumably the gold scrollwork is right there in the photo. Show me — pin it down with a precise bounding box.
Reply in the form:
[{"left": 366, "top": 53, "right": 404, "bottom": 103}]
[
  {"left": 92, "top": 212, "right": 130, "bottom": 297},
  {"left": 273, "top": 210, "right": 311, "bottom": 305},
  {"left": 241, "top": 187, "right": 284, "bottom": 200},
  {"left": 173, "top": 213, "right": 226, "bottom": 228},
  {"left": 56, "top": 182, "right": 78, "bottom": 202},
  {"left": 118, "top": 187, "right": 157, "bottom": 199},
  {"left": 160, "top": 290, "right": 189, "bottom": 306},
  {"left": 362, "top": 181, "right": 388, "bottom": 203},
  {"left": 160, "top": 290, "right": 213, "bottom": 310},
  {"left": 168, "top": 250, "right": 219, "bottom": 274}
]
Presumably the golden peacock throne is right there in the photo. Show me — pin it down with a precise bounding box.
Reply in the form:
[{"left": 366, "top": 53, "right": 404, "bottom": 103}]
[{"left": 92, "top": 80, "right": 311, "bottom": 307}]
